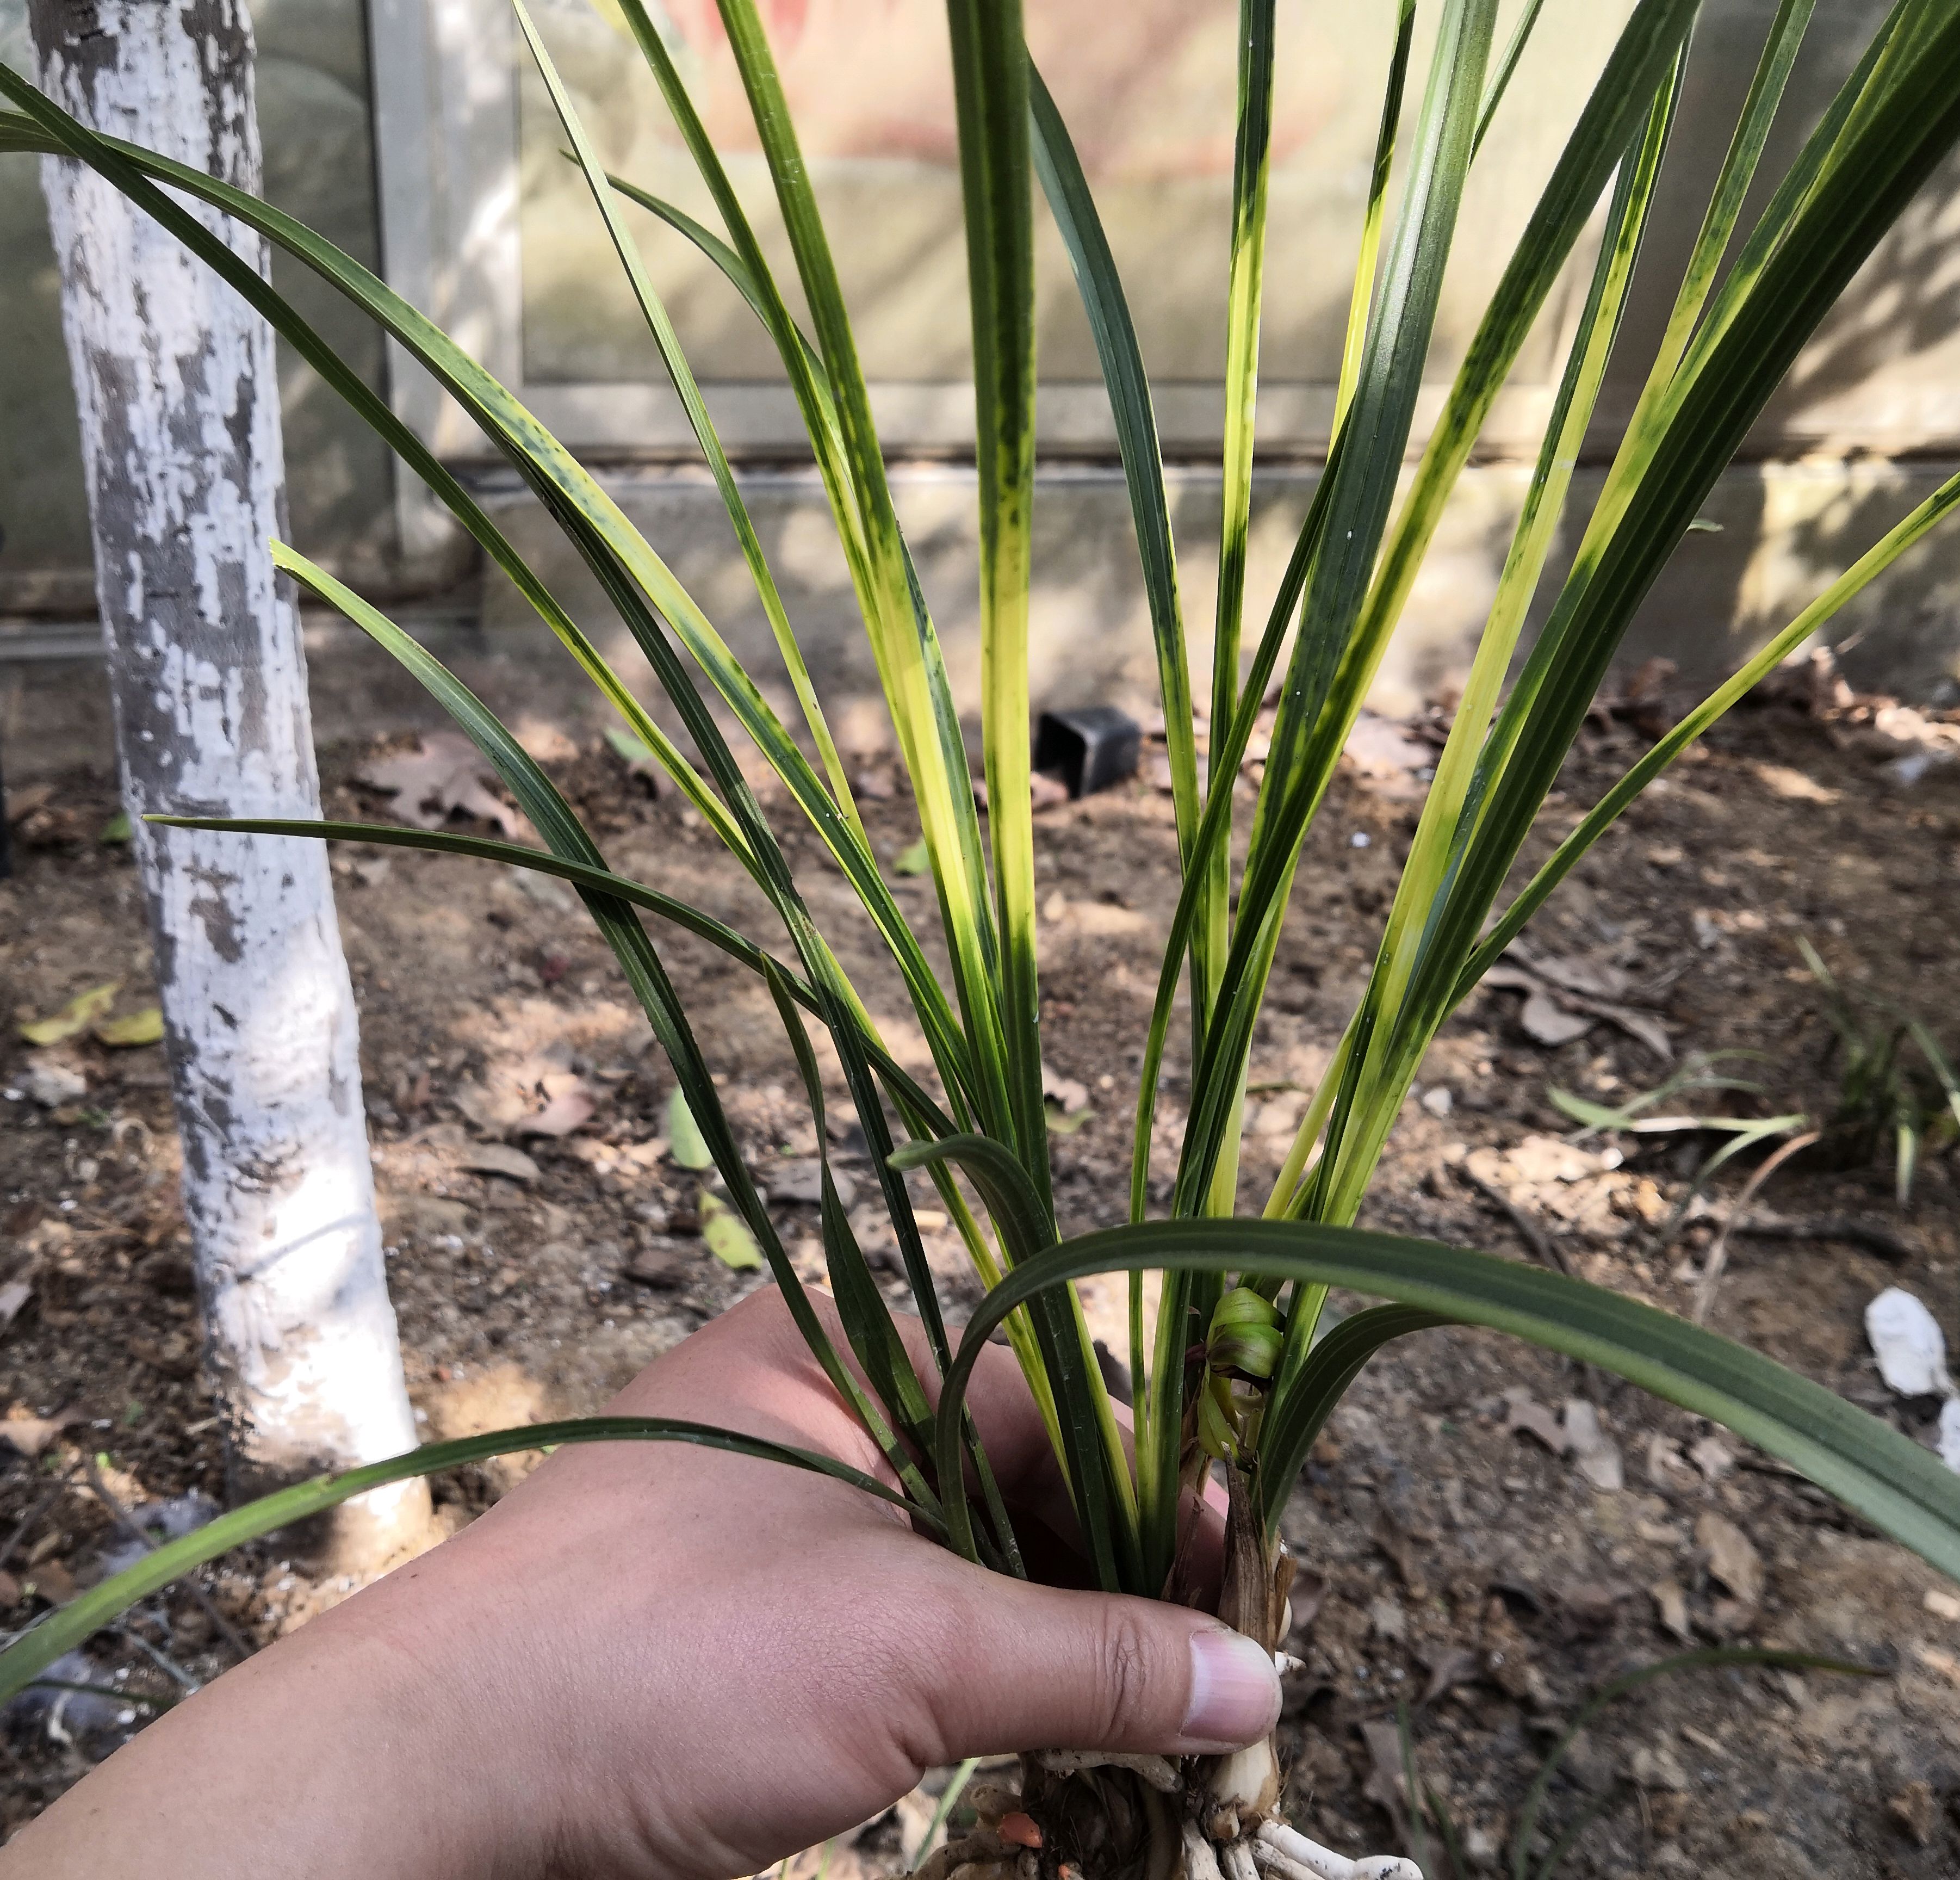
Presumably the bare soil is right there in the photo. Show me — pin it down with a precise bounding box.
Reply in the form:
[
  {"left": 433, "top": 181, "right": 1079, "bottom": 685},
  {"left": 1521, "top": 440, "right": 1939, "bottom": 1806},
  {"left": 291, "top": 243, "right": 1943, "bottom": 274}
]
[{"left": 4, "top": 687, "right": 1960, "bottom": 1876}]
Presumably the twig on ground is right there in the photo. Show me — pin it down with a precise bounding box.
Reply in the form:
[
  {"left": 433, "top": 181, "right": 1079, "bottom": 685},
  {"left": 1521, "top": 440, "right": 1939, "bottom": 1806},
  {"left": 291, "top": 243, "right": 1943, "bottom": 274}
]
[
  {"left": 111, "top": 1622, "right": 203, "bottom": 1693},
  {"left": 26, "top": 1675, "right": 170, "bottom": 1711},
  {"left": 1727, "top": 1212, "right": 1915, "bottom": 1263},
  {"left": 1447, "top": 1166, "right": 1623, "bottom": 1399},
  {"left": 1694, "top": 1130, "right": 1822, "bottom": 1325},
  {"left": 0, "top": 1458, "right": 79, "bottom": 1571},
  {"left": 1451, "top": 1163, "right": 1570, "bottom": 1275},
  {"left": 81, "top": 1456, "right": 252, "bottom": 1662}
]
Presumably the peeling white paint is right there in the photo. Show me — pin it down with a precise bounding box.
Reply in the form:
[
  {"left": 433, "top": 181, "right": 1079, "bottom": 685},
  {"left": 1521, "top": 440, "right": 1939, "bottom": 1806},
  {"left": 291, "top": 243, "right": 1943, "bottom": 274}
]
[{"left": 33, "top": 0, "right": 425, "bottom": 1560}]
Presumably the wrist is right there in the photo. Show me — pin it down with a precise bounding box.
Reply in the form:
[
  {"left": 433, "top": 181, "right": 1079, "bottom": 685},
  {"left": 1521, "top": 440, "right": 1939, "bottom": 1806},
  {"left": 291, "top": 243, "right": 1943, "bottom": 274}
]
[
  {"left": 310, "top": 1538, "right": 570, "bottom": 1880},
  {"left": 10, "top": 1548, "right": 535, "bottom": 1880}
]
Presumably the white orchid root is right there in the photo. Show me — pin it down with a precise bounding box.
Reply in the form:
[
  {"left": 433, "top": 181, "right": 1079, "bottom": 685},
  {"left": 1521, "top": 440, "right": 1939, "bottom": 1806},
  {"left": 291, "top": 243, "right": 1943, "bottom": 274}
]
[
  {"left": 1254, "top": 1822, "right": 1422, "bottom": 1880},
  {"left": 908, "top": 1474, "right": 1417, "bottom": 1880},
  {"left": 908, "top": 1749, "right": 1419, "bottom": 1880}
]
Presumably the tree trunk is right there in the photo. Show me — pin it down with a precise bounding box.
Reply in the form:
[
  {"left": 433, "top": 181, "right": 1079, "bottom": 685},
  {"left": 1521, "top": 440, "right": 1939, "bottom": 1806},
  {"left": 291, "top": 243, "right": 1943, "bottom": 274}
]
[{"left": 30, "top": 0, "right": 429, "bottom": 1568}]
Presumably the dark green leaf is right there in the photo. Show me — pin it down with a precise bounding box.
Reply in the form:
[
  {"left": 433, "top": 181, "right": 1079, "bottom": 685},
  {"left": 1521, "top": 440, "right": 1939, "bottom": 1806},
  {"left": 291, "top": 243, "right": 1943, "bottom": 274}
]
[{"left": 0, "top": 1416, "right": 932, "bottom": 1706}]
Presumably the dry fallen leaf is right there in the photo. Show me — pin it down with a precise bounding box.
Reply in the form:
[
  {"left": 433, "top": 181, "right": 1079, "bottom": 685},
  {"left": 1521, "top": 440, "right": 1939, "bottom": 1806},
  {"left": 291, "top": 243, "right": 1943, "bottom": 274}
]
[
  {"left": 457, "top": 1141, "right": 542, "bottom": 1184},
  {"left": 1558, "top": 1580, "right": 1624, "bottom": 1635},
  {"left": 1630, "top": 1742, "right": 1690, "bottom": 1793},
  {"left": 1696, "top": 1510, "right": 1764, "bottom": 1612},
  {"left": 1751, "top": 759, "right": 1839, "bottom": 805},
  {"left": 1504, "top": 1388, "right": 1568, "bottom": 1456},
  {"left": 1041, "top": 1062, "right": 1090, "bottom": 1115},
  {"left": 1889, "top": 1780, "right": 1937, "bottom": 1847},
  {"left": 94, "top": 1006, "right": 164, "bottom": 1048},
  {"left": 1646, "top": 1432, "right": 1691, "bottom": 1488},
  {"left": 1688, "top": 1433, "right": 1736, "bottom": 1481},
  {"left": 456, "top": 1052, "right": 604, "bottom": 1142},
  {"left": 1359, "top": 1718, "right": 1413, "bottom": 1838},
  {"left": 1488, "top": 948, "right": 1672, "bottom": 1059},
  {"left": 1563, "top": 1399, "right": 1624, "bottom": 1491},
  {"left": 1344, "top": 712, "right": 1431, "bottom": 781},
  {"left": 22, "top": 1060, "right": 88, "bottom": 1108},
  {"left": 1607, "top": 656, "right": 1682, "bottom": 739},
  {"left": 0, "top": 1279, "right": 32, "bottom": 1331},
  {"left": 359, "top": 732, "right": 523, "bottom": 838},
  {"left": 1419, "top": 1646, "right": 1481, "bottom": 1705},
  {"left": 1475, "top": 1133, "right": 1612, "bottom": 1188},
  {"left": 1286, "top": 1570, "right": 1327, "bottom": 1637},
  {"left": 1915, "top": 1642, "right": 1960, "bottom": 1690},
  {"left": 1651, "top": 1576, "right": 1693, "bottom": 1643},
  {"left": 1370, "top": 1507, "right": 1430, "bottom": 1600},
  {"left": 879, "top": 1787, "right": 940, "bottom": 1860},
  {"left": 1, "top": 1407, "right": 78, "bottom": 1459},
  {"left": 20, "top": 982, "right": 119, "bottom": 1047},
  {"left": 511, "top": 1076, "right": 597, "bottom": 1139},
  {"left": 1527, "top": 951, "right": 1630, "bottom": 1001},
  {"left": 5, "top": 782, "right": 54, "bottom": 825},
  {"left": 452, "top": 1083, "right": 525, "bottom": 1137},
  {"left": 1520, "top": 987, "right": 1595, "bottom": 1047},
  {"left": 27, "top": 1559, "right": 77, "bottom": 1605}
]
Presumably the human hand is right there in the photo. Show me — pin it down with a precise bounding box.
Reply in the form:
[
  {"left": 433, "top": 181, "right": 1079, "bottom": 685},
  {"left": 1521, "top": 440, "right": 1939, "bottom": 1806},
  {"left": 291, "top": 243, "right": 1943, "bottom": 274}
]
[{"left": 8, "top": 1289, "right": 1279, "bottom": 1880}]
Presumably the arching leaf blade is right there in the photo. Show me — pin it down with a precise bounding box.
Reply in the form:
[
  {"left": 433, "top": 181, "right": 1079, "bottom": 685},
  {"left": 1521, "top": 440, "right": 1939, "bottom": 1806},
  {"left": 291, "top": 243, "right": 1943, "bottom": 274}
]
[
  {"left": 1462, "top": 463, "right": 1960, "bottom": 992},
  {"left": 516, "top": 0, "right": 863, "bottom": 846},
  {"left": 933, "top": 1222, "right": 1960, "bottom": 1586},
  {"left": 0, "top": 1417, "right": 931, "bottom": 1707},
  {"left": 1254, "top": 1304, "right": 1450, "bottom": 1535},
  {"left": 145, "top": 812, "right": 960, "bottom": 1140},
  {"left": 1027, "top": 68, "right": 1198, "bottom": 875}
]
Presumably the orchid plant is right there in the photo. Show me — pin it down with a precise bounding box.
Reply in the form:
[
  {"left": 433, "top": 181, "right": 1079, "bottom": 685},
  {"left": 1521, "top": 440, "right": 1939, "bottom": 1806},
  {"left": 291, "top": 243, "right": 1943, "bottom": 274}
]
[{"left": 6, "top": 2, "right": 1960, "bottom": 1874}]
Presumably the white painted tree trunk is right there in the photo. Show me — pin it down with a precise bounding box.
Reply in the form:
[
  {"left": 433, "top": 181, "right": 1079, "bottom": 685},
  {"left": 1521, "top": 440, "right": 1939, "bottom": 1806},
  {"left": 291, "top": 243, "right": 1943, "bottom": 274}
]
[{"left": 31, "top": 0, "right": 428, "bottom": 1566}]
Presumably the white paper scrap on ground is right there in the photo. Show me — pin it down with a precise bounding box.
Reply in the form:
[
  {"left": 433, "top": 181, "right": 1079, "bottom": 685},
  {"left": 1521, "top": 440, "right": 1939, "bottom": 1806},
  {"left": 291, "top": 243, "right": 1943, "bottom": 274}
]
[
  {"left": 1940, "top": 1398, "right": 1960, "bottom": 1475},
  {"left": 1865, "top": 1287, "right": 1955, "bottom": 1399}
]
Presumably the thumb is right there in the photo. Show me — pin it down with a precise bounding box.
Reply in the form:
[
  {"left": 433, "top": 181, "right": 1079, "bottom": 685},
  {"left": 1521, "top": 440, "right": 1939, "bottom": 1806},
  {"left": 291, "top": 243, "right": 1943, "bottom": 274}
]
[{"left": 919, "top": 1576, "right": 1281, "bottom": 1760}]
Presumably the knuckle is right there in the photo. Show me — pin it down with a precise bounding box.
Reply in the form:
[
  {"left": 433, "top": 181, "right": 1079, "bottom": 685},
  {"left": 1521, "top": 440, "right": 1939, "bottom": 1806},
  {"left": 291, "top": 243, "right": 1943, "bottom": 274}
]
[
  {"left": 1096, "top": 1604, "right": 1162, "bottom": 1743},
  {"left": 868, "top": 1577, "right": 975, "bottom": 1766}
]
